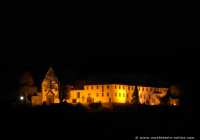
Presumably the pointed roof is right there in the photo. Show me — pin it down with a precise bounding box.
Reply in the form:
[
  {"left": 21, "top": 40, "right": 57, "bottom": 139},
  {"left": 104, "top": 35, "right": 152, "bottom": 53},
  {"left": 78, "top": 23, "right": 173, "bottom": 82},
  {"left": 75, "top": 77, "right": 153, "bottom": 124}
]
[{"left": 43, "top": 67, "right": 58, "bottom": 81}]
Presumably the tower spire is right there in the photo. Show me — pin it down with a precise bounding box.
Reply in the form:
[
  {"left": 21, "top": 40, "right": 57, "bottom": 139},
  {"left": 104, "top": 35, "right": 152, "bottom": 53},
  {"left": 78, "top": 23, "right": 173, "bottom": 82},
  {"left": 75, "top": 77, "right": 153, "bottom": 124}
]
[{"left": 44, "top": 67, "right": 58, "bottom": 81}]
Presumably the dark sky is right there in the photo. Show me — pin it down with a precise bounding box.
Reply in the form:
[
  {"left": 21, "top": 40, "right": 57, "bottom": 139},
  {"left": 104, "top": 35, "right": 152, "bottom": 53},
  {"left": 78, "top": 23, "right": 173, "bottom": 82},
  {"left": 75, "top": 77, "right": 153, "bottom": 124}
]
[
  {"left": 0, "top": 12, "right": 198, "bottom": 102},
  {"left": 1, "top": 46, "right": 197, "bottom": 95}
]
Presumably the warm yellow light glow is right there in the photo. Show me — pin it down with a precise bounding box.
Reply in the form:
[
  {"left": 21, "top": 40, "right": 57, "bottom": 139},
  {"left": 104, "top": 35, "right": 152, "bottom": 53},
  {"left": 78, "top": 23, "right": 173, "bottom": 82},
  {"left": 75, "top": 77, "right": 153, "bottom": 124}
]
[
  {"left": 67, "top": 84, "right": 171, "bottom": 106},
  {"left": 31, "top": 67, "right": 177, "bottom": 107},
  {"left": 67, "top": 84, "right": 134, "bottom": 105},
  {"left": 138, "top": 86, "right": 168, "bottom": 105},
  {"left": 169, "top": 98, "right": 179, "bottom": 106},
  {"left": 115, "top": 89, "right": 126, "bottom": 103},
  {"left": 31, "top": 96, "right": 42, "bottom": 106},
  {"left": 41, "top": 67, "right": 60, "bottom": 104}
]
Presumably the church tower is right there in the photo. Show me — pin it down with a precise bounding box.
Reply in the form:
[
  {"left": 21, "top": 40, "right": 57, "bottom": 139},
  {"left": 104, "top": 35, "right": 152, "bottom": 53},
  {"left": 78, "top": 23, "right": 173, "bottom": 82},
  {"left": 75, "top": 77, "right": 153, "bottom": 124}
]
[{"left": 41, "top": 67, "right": 60, "bottom": 104}]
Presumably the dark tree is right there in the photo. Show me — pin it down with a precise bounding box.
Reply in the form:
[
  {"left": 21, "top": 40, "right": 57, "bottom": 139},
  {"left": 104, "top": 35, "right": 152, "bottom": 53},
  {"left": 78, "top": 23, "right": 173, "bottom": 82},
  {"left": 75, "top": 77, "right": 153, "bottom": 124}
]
[
  {"left": 19, "top": 71, "right": 34, "bottom": 86},
  {"left": 64, "top": 85, "right": 72, "bottom": 100},
  {"left": 132, "top": 86, "right": 139, "bottom": 104},
  {"left": 59, "top": 81, "right": 63, "bottom": 101},
  {"left": 18, "top": 71, "right": 37, "bottom": 104},
  {"left": 160, "top": 88, "right": 170, "bottom": 106}
]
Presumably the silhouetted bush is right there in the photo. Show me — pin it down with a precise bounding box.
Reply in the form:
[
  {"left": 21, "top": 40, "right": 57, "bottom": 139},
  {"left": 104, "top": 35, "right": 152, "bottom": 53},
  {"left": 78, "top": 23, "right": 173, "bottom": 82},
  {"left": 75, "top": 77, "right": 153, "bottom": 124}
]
[
  {"left": 75, "top": 103, "right": 87, "bottom": 112},
  {"left": 89, "top": 103, "right": 102, "bottom": 111},
  {"left": 42, "top": 102, "right": 46, "bottom": 106}
]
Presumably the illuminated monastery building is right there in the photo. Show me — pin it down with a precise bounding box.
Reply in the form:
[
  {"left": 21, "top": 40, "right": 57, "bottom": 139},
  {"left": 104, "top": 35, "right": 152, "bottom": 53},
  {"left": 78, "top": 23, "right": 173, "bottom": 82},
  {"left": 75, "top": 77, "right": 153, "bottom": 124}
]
[
  {"left": 30, "top": 67, "right": 180, "bottom": 106},
  {"left": 68, "top": 84, "right": 168, "bottom": 106}
]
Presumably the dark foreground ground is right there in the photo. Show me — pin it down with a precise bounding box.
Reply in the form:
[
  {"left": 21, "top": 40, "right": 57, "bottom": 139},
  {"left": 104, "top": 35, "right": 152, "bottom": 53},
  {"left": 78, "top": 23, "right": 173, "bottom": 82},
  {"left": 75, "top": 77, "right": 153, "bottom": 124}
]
[{"left": 0, "top": 103, "right": 197, "bottom": 139}]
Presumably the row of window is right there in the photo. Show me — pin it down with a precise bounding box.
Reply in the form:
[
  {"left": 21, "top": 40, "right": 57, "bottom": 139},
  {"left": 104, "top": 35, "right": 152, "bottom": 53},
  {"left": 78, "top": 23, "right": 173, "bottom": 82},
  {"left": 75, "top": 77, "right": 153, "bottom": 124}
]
[
  {"left": 85, "top": 85, "right": 134, "bottom": 90},
  {"left": 77, "top": 92, "right": 95, "bottom": 98},
  {"left": 83, "top": 86, "right": 166, "bottom": 92},
  {"left": 96, "top": 93, "right": 109, "bottom": 97},
  {"left": 138, "top": 87, "right": 164, "bottom": 92},
  {"left": 115, "top": 92, "right": 126, "bottom": 97},
  {"left": 77, "top": 92, "right": 127, "bottom": 98}
]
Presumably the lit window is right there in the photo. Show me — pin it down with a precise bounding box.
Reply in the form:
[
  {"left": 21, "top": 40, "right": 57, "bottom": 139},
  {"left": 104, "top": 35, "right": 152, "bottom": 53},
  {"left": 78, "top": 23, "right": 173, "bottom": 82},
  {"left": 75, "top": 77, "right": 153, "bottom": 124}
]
[
  {"left": 123, "top": 86, "right": 125, "bottom": 89},
  {"left": 91, "top": 86, "right": 93, "bottom": 89},
  {"left": 107, "top": 93, "right": 109, "bottom": 96},
  {"left": 107, "top": 85, "right": 109, "bottom": 89},
  {"left": 128, "top": 86, "right": 130, "bottom": 90},
  {"left": 115, "top": 85, "right": 117, "bottom": 89},
  {"left": 119, "top": 86, "right": 121, "bottom": 89}
]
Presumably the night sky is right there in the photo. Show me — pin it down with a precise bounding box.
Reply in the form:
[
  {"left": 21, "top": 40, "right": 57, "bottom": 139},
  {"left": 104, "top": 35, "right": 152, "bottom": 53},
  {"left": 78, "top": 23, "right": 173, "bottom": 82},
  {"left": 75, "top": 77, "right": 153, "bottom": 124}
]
[
  {"left": 0, "top": 13, "right": 198, "bottom": 106},
  {"left": 0, "top": 9, "right": 198, "bottom": 138}
]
